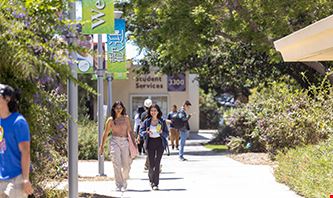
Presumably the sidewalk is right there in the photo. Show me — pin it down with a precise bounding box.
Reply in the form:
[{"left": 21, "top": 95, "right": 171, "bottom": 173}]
[{"left": 58, "top": 132, "right": 302, "bottom": 198}]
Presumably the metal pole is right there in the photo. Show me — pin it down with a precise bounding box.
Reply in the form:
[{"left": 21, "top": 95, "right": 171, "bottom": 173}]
[
  {"left": 107, "top": 73, "right": 113, "bottom": 117},
  {"left": 68, "top": 2, "right": 78, "bottom": 198},
  {"left": 97, "top": 34, "right": 105, "bottom": 175}
]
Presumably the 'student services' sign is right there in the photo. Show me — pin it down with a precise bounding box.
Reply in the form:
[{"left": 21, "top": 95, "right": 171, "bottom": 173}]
[{"left": 82, "top": 0, "right": 114, "bottom": 34}]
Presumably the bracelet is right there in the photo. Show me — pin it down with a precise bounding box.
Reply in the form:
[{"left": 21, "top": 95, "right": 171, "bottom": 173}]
[{"left": 23, "top": 179, "right": 30, "bottom": 183}]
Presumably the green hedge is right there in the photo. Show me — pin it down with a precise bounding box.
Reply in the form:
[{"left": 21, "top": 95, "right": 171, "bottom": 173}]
[{"left": 275, "top": 138, "right": 333, "bottom": 198}]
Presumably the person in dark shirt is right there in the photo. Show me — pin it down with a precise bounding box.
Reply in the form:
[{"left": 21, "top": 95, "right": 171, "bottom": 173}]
[{"left": 166, "top": 105, "right": 179, "bottom": 150}]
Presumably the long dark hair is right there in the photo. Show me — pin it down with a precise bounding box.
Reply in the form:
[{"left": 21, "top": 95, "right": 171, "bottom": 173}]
[
  {"left": 111, "top": 101, "right": 127, "bottom": 119},
  {"left": 1, "top": 84, "right": 19, "bottom": 113},
  {"left": 148, "top": 104, "right": 163, "bottom": 119},
  {"left": 136, "top": 106, "right": 145, "bottom": 118}
]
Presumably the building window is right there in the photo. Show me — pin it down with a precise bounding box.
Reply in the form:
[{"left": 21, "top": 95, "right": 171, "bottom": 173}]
[{"left": 130, "top": 95, "right": 168, "bottom": 119}]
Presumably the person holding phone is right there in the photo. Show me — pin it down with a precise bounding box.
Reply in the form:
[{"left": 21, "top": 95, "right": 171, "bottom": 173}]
[{"left": 140, "top": 104, "right": 169, "bottom": 190}]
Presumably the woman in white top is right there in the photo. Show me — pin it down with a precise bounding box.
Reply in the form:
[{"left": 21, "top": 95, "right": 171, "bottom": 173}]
[{"left": 140, "top": 104, "right": 169, "bottom": 190}]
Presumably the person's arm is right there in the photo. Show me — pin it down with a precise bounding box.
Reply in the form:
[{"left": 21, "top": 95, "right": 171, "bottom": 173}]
[
  {"left": 18, "top": 142, "right": 33, "bottom": 195},
  {"left": 165, "top": 113, "right": 172, "bottom": 124},
  {"left": 126, "top": 116, "right": 136, "bottom": 146},
  {"left": 162, "top": 120, "right": 169, "bottom": 139},
  {"left": 99, "top": 117, "right": 112, "bottom": 155},
  {"left": 133, "top": 114, "right": 139, "bottom": 134},
  {"left": 140, "top": 119, "right": 148, "bottom": 137}
]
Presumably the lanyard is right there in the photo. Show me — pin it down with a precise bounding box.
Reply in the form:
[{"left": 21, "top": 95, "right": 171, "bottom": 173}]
[{"left": 0, "top": 119, "right": 3, "bottom": 142}]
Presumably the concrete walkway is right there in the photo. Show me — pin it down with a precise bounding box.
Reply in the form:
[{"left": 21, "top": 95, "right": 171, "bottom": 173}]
[{"left": 59, "top": 132, "right": 302, "bottom": 198}]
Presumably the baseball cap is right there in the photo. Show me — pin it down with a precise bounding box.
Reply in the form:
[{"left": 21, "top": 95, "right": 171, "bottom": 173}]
[
  {"left": 144, "top": 98, "right": 152, "bottom": 108},
  {"left": 0, "top": 84, "right": 15, "bottom": 98}
]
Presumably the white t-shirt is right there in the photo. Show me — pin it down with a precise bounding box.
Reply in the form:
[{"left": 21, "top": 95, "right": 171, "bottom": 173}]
[{"left": 149, "top": 125, "right": 160, "bottom": 138}]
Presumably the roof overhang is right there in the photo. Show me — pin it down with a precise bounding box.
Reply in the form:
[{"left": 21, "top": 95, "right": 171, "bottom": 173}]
[{"left": 274, "top": 14, "right": 333, "bottom": 62}]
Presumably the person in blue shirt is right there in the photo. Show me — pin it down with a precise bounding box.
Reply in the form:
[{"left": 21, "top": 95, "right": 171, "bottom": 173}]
[
  {"left": 178, "top": 100, "right": 192, "bottom": 161},
  {"left": 0, "top": 84, "right": 33, "bottom": 197},
  {"left": 140, "top": 104, "right": 169, "bottom": 190}
]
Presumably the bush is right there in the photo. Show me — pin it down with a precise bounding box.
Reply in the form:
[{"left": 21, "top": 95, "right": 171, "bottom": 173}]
[
  {"left": 199, "top": 89, "right": 223, "bottom": 129},
  {"left": 78, "top": 119, "right": 109, "bottom": 160},
  {"left": 275, "top": 138, "right": 333, "bottom": 198},
  {"left": 215, "top": 80, "right": 333, "bottom": 155}
]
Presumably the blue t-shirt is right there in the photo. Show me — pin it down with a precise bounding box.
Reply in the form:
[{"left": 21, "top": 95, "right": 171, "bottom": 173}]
[{"left": 0, "top": 112, "right": 30, "bottom": 180}]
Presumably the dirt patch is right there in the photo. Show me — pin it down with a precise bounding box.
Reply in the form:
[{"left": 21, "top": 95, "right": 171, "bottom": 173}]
[
  {"left": 228, "top": 152, "right": 276, "bottom": 166},
  {"left": 78, "top": 176, "right": 113, "bottom": 181}
]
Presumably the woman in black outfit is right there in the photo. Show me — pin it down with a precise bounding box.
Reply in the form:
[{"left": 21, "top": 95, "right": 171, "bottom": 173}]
[{"left": 140, "top": 104, "right": 169, "bottom": 190}]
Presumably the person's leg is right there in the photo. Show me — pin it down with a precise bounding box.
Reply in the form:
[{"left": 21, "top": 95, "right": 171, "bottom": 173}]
[
  {"left": 144, "top": 155, "right": 150, "bottom": 170},
  {"left": 120, "top": 138, "right": 131, "bottom": 189},
  {"left": 153, "top": 139, "right": 164, "bottom": 187},
  {"left": 170, "top": 128, "right": 176, "bottom": 149},
  {"left": 179, "top": 130, "right": 187, "bottom": 159},
  {"left": 175, "top": 129, "right": 180, "bottom": 149},
  {"left": 6, "top": 175, "right": 27, "bottom": 198},
  {"left": 138, "top": 140, "right": 144, "bottom": 155},
  {"left": 110, "top": 138, "right": 124, "bottom": 189},
  {"left": 147, "top": 139, "right": 156, "bottom": 185}
]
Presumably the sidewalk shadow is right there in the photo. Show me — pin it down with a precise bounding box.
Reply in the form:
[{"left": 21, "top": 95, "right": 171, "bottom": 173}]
[
  {"left": 188, "top": 133, "right": 211, "bottom": 140},
  {"left": 140, "top": 177, "right": 184, "bottom": 181},
  {"left": 79, "top": 193, "right": 117, "bottom": 198},
  {"left": 166, "top": 149, "right": 229, "bottom": 157},
  {"left": 157, "top": 188, "right": 186, "bottom": 192},
  {"left": 126, "top": 189, "right": 151, "bottom": 192}
]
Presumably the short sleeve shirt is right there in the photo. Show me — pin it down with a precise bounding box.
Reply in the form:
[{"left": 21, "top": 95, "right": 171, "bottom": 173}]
[{"left": 0, "top": 112, "right": 30, "bottom": 180}]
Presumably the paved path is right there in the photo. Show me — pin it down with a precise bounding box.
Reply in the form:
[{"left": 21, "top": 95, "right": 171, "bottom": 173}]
[{"left": 58, "top": 132, "right": 302, "bottom": 198}]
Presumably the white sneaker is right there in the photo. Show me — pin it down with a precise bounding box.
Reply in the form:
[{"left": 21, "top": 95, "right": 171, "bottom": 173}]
[
  {"left": 121, "top": 186, "right": 126, "bottom": 192},
  {"left": 115, "top": 187, "right": 121, "bottom": 192}
]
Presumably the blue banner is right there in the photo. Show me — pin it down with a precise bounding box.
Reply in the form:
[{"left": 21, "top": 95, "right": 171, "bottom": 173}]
[{"left": 107, "top": 19, "right": 126, "bottom": 77}]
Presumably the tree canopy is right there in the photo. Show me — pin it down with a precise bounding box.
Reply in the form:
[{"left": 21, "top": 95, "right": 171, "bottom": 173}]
[{"left": 123, "top": 0, "right": 333, "bottom": 94}]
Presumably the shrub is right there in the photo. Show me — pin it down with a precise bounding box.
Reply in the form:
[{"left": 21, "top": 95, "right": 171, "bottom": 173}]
[
  {"left": 199, "top": 89, "right": 223, "bottom": 129},
  {"left": 78, "top": 119, "right": 109, "bottom": 160},
  {"left": 275, "top": 138, "right": 333, "bottom": 198},
  {"left": 215, "top": 80, "right": 333, "bottom": 155}
]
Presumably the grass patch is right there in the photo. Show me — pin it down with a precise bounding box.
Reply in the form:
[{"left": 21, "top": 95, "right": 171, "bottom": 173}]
[
  {"left": 204, "top": 144, "right": 229, "bottom": 152},
  {"left": 275, "top": 138, "right": 333, "bottom": 198}
]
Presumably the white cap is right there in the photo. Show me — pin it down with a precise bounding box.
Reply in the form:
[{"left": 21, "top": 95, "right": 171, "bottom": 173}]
[{"left": 144, "top": 98, "right": 152, "bottom": 108}]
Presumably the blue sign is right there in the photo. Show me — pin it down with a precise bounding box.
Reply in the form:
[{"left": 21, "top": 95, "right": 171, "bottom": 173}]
[
  {"left": 167, "top": 74, "right": 186, "bottom": 92},
  {"left": 107, "top": 19, "right": 126, "bottom": 73}
]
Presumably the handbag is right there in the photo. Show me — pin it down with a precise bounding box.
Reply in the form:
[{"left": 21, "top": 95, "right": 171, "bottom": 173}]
[{"left": 128, "top": 131, "right": 138, "bottom": 159}]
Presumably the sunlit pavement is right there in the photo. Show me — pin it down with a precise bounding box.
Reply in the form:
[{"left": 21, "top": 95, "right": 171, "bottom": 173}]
[{"left": 57, "top": 132, "right": 302, "bottom": 198}]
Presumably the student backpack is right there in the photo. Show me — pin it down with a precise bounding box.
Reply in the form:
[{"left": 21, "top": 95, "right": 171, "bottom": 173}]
[{"left": 171, "top": 110, "right": 187, "bottom": 129}]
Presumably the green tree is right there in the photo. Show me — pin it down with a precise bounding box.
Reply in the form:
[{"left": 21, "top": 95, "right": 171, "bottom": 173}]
[
  {"left": 0, "top": 1, "right": 88, "bottom": 196},
  {"left": 123, "top": 0, "right": 333, "bottom": 94}
]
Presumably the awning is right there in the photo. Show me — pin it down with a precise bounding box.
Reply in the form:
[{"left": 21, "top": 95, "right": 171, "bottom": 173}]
[{"left": 274, "top": 14, "right": 333, "bottom": 62}]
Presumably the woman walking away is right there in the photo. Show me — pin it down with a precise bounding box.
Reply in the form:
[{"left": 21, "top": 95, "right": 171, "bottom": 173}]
[
  {"left": 140, "top": 104, "right": 169, "bottom": 190},
  {"left": 99, "top": 101, "right": 136, "bottom": 192}
]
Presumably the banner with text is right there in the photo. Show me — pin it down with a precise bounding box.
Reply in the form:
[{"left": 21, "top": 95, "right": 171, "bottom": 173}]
[
  {"left": 82, "top": 0, "right": 114, "bottom": 34},
  {"left": 107, "top": 19, "right": 126, "bottom": 75}
]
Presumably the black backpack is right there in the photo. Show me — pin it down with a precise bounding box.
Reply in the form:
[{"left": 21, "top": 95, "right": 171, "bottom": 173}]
[{"left": 171, "top": 110, "right": 187, "bottom": 129}]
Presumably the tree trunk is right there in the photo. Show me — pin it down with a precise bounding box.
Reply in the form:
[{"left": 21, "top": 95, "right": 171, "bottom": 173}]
[{"left": 303, "top": 62, "right": 333, "bottom": 85}]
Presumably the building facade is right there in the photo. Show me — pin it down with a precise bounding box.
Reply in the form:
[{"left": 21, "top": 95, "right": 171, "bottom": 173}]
[{"left": 104, "top": 68, "right": 200, "bottom": 132}]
